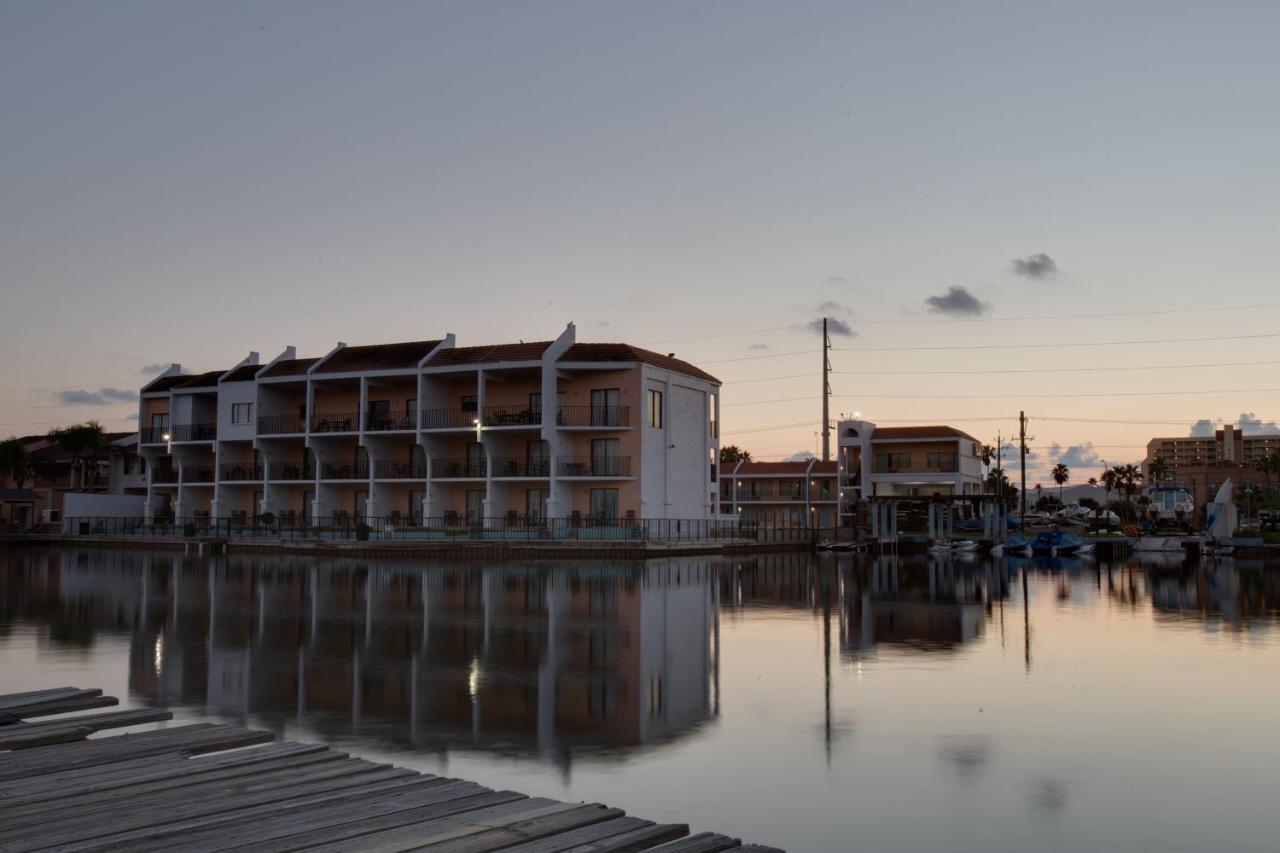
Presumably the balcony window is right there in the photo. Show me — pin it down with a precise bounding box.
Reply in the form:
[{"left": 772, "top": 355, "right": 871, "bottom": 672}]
[{"left": 648, "top": 389, "right": 663, "bottom": 429}]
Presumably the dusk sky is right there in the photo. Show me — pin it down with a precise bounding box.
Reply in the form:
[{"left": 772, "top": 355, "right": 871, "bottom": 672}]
[{"left": 3, "top": 1, "right": 1279, "bottom": 484}]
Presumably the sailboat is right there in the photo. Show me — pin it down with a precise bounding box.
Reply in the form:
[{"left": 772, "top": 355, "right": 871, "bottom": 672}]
[{"left": 1204, "top": 479, "right": 1238, "bottom": 555}]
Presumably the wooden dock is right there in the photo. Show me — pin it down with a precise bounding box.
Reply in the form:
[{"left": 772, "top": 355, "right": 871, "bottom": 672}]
[{"left": 0, "top": 688, "right": 781, "bottom": 853}]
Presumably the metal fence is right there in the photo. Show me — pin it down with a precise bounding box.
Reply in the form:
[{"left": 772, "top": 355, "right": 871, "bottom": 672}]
[{"left": 63, "top": 516, "right": 818, "bottom": 543}]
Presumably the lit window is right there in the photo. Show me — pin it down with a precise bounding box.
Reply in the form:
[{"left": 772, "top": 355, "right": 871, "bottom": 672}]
[{"left": 648, "top": 389, "right": 663, "bottom": 428}]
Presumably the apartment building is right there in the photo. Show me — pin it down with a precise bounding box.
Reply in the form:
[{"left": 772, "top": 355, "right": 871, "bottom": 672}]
[
  {"left": 718, "top": 460, "right": 839, "bottom": 527},
  {"left": 1145, "top": 423, "right": 1280, "bottom": 480},
  {"left": 136, "top": 324, "right": 720, "bottom": 524}
]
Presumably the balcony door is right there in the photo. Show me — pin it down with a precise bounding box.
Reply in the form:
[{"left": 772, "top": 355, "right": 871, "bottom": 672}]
[
  {"left": 591, "top": 438, "right": 619, "bottom": 476},
  {"left": 526, "top": 489, "right": 547, "bottom": 523},
  {"left": 367, "top": 399, "right": 390, "bottom": 429},
  {"left": 465, "top": 441, "right": 485, "bottom": 477},
  {"left": 590, "top": 389, "right": 619, "bottom": 427},
  {"left": 589, "top": 488, "right": 619, "bottom": 522},
  {"left": 465, "top": 489, "right": 484, "bottom": 523},
  {"left": 526, "top": 440, "right": 548, "bottom": 476},
  {"left": 149, "top": 412, "right": 169, "bottom": 437}
]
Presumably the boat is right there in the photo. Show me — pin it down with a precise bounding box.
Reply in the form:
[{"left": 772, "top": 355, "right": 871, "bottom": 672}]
[
  {"left": 1031, "top": 529, "right": 1084, "bottom": 556},
  {"left": 1204, "top": 479, "right": 1238, "bottom": 554},
  {"left": 928, "top": 539, "right": 977, "bottom": 553},
  {"left": 1053, "top": 531, "right": 1085, "bottom": 555},
  {"left": 999, "top": 531, "right": 1031, "bottom": 557},
  {"left": 1134, "top": 536, "right": 1185, "bottom": 553}
]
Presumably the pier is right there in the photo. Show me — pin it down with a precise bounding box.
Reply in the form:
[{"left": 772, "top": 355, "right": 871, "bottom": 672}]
[{"left": 0, "top": 687, "right": 781, "bottom": 852}]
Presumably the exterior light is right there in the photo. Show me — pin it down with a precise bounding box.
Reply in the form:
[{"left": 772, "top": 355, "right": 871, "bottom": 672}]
[{"left": 162, "top": 433, "right": 171, "bottom": 441}]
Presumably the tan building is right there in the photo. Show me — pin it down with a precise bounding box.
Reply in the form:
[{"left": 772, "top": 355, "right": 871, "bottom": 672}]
[
  {"left": 718, "top": 460, "right": 839, "bottom": 527},
  {"left": 137, "top": 323, "right": 721, "bottom": 526},
  {"left": 1145, "top": 423, "right": 1280, "bottom": 481}
]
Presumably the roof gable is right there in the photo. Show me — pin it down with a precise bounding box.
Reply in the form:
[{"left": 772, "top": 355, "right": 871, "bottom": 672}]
[
  {"left": 314, "top": 340, "right": 442, "bottom": 374},
  {"left": 559, "top": 344, "right": 719, "bottom": 384}
]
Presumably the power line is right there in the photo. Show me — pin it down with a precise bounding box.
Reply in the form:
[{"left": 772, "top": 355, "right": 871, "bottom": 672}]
[
  {"left": 832, "top": 358, "right": 1280, "bottom": 376},
  {"left": 835, "top": 386, "right": 1280, "bottom": 400},
  {"left": 831, "top": 330, "right": 1280, "bottom": 352},
  {"left": 849, "top": 301, "right": 1280, "bottom": 325}
]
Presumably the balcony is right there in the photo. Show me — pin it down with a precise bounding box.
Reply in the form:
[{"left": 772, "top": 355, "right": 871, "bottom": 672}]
[
  {"left": 267, "top": 462, "right": 311, "bottom": 481},
  {"left": 319, "top": 461, "right": 368, "bottom": 480},
  {"left": 557, "top": 456, "right": 631, "bottom": 477},
  {"left": 491, "top": 457, "right": 550, "bottom": 478},
  {"left": 140, "top": 427, "right": 169, "bottom": 444},
  {"left": 170, "top": 423, "right": 216, "bottom": 442},
  {"left": 181, "top": 466, "right": 215, "bottom": 483},
  {"left": 556, "top": 406, "right": 630, "bottom": 428},
  {"left": 365, "top": 411, "right": 417, "bottom": 432},
  {"left": 219, "top": 463, "right": 263, "bottom": 482},
  {"left": 482, "top": 405, "right": 542, "bottom": 428},
  {"left": 152, "top": 468, "right": 178, "bottom": 484},
  {"left": 419, "top": 408, "right": 478, "bottom": 430},
  {"left": 433, "top": 458, "right": 487, "bottom": 479},
  {"left": 258, "top": 414, "right": 306, "bottom": 435},
  {"left": 373, "top": 459, "right": 427, "bottom": 479},
  {"left": 311, "top": 412, "right": 357, "bottom": 434}
]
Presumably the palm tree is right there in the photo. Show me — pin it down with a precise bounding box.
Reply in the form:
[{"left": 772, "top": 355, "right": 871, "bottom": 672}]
[
  {"left": 1116, "top": 463, "right": 1144, "bottom": 522},
  {"left": 1099, "top": 466, "right": 1119, "bottom": 519},
  {"left": 47, "top": 421, "right": 108, "bottom": 490},
  {"left": 0, "top": 437, "right": 31, "bottom": 488},
  {"left": 1148, "top": 457, "right": 1171, "bottom": 484},
  {"left": 719, "top": 445, "right": 752, "bottom": 464},
  {"left": 1052, "top": 463, "right": 1070, "bottom": 506}
]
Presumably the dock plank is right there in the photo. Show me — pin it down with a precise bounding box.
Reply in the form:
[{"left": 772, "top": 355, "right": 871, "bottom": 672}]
[
  {"left": 415, "top": 804, "right": 625, "bottom": 853},
  {"left": 0, "top": 708, "right": 173, "bottom": 749},
  {"left": 484, "top": 815, "right": 653, "bottom": 852},
  {"left": 545, "top": 822, "right": 692, "bottom": 852},
  {"left": 300, "top": 798, "right": 572, "bottom": 853},
  {"left": 644, "top": 833, "right": 744, "bottom": 853}
]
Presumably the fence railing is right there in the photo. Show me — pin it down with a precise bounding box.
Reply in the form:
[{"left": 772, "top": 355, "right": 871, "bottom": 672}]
[
  {"left": 373, "top": 459, "right": 427, "bottom": 479},
  {"left": 151, "top": 468, "right": 178, "bottom": 484},
  {"left": 365, "top": 411, "right": 417, "bottom": 431},
  {"left": 219, "top": 464, "right": 264, "bottom": 481},
  {"left": 63, "top": 515, "right": 815, "bottom": 543},
  {"left": 557, "top": 406, "right": 630, "bottom": 428},
  {"left": 558, "top": 456, "right": 632, "bottom": 477},
  {"left": 181, "top": 466, "right": 215, "bottom": 483},
  {"left": 258, "top": 414, "right": 306, "bottom": 435},
  {"left": 433, "top": 458, "right": 487, "bottom": 478},
  {"left": 140, "top": 427, "right": 169, "bottom": 444},
  {"left": 482, "top": 405, "right": 542, "bottom": 427},
  {"left": 267, "top": 462, "right": 311, "bottom": 481},
  {"left": 170, "top": 423, "right": 217, "bottom": 442},
  {"left": 311, "top": 412, "right": 358, "bottom": 433},
  {"left": 490, "top": 457, "right": 551, "bottom": 478},
  {"left": 420, "top": 408, "right": 477, "bottom": 430},
  {"left": 319, "top": 461, "right": 369, "bottom": 480}
]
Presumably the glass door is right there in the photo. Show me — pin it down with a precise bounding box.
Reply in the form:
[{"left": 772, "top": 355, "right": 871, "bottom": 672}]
[
  {"left": 590, "top": 388, "right": 619, "bottom": 426},
  {"left": 465, "top": 489, "right": 485, "bottom": 523},
  {"left": 591, "top": 438, "right": 619, "bottom": 476},
  {"left": 589, "top": 488, "right": 619, "bottom": 522}
]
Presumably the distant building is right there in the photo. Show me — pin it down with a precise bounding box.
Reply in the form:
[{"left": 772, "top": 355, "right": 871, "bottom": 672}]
[
  {"left": 0, "top": 431, "right": 133, "bottom": 528},
  {"left": 136, "top": 323, "right": 721, "bottom": 524},
  {"left": 719, "top": 419, "right": 986, "bottom": 528},
  {"left": 1145, "top": 423, "right": 1280, "bottom": 481}
]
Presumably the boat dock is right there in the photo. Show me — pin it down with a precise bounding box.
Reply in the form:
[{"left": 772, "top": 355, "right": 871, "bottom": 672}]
[{"left": 0, "top": 687, "right": 782, "bottom": 853}]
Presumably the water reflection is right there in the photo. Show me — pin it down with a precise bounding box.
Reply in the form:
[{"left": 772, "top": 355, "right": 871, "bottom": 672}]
[{"left": 3, "top": 547, "right": 1279, "bottom": 768}]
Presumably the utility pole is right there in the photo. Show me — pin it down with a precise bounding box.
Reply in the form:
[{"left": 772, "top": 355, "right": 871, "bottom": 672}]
[
  {"left": 995, "top": 431, "right": 1003, "bottom": 505},
  {"left": 821, "top": 317, "right": 831, "bottom": 462},
  {"left": 1019, "top": 411, "right": 1030, "bottom": 521}
]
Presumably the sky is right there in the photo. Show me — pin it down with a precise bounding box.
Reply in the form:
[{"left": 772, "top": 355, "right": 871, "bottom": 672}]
[{"left": 3, "top": 1, "right": 1280, "bottom": 485}]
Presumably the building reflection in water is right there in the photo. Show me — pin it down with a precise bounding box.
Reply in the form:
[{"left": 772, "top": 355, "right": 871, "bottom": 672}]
[{"left": 4, "top": 547, "right": 1278, "bottom": 775}]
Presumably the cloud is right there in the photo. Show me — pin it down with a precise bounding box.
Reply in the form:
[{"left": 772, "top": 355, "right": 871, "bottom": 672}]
[
  {"left": 807, "top": 317, "right": 854, "bottom": 337},
  {"left": 1237, "top": 412, "right": 1279, "bottom": 434},
  {"left": 1011, "top": 253, "right": 1058, "bottom": 279},
  {"left": 1189, "top": 418, "right": 1217, "bottom": 437},
  {"left": 924, "top": 286, "right": 988, "bottom": 317},
  {"left": 1047, "top": 442, "right": 1101, "bottom": 468},
  {"left": 747, "top": 342, "right": 770, "bottom": 350},
  {"left": 55, "top": 387, "right": 138, "bottom": 406},
  {"left": 814, "top": 300, "right": 852, "bottom": 318},
  {"left": 140, "top": 363, "right": 170, "bottom": 375},
  {"left": 124, "top": 413, "right": 139, "bottom": 421},
  {"left": 784, "top": 450, "right": 817, "bottom": 462}
]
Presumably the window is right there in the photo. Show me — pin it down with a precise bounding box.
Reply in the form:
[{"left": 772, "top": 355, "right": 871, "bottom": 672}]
[
  {"left": 465, "top": 489, "right": 485, "bottom": 522},
  {"left": 231, "top": 403, "right": 254, "bottom": 425},
  {"left": 367, "top": 399, "right": 390, "bottom": 424},
  {"left": 149, "top": 412, "right": 169, "bottom": 436},
  {"left": 460, "top": 395, "right": 477, "bottom": 414},
  {"left": 590, "top": 488, "right": 619, "bottom": 521},
  {"left": 875, "top": 452, "right": 912, "bottom": 473},
  {"left": 526, "top": 489, "right": 547, "bottom": 522},
  {"left": 591, "top": 438, "right": 620, "bottom": 476},
  {"left": 648, "top": 389, "right": 663, "bottom": 428},
  {"left": 590, "top": 388, "right": 620, "bottom": 426},
  {"left": 709, "top": 396, "right": 718, "bottom": 438},
  {"left": 927, "top": 452, "right": 958, "bottom": 471}
]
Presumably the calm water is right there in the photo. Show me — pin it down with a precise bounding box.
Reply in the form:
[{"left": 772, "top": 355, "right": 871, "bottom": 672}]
[{"left": 2, "top": 546, "right": 1278, "bottom": 852}]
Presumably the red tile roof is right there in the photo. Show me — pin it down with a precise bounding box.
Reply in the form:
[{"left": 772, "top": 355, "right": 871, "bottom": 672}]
[
  {"left": 314, "top": 340, "right": 443, "bottom": 374},
  {"left": 559, "top": 344, "right": 719, "bottom": 384},
  {"left": 720, "top": 460, "right": 838, "bottom": 475},
  {"left": 141, "top": 373, "right": 191, "bottom": 393},
  {"left": 173, "top": 370, "right": 226, "bottom": 390},
  {"left": 872, "top": 425, "right": 978, "bottom": 442},
  {"left": 260, "top": 357, "right": 319, "bottom": 378},
  {"left": 426, "top": 341, "right": 553, "bottom": 367},
  {"left": 221, "top": 364, "right": 261, "bottom": 382}
]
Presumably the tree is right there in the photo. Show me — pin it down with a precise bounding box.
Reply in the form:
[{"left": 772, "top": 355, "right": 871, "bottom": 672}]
[
  {"left": 985, "top": 469, "right": 1018, "bottom": 510},
  {"left": 979, "top": 444, "right": 996, "bottom": 467},
  {"left": 1115, "top": 463, "right": 1144, "bottom": 521},
  {"left": 0, "top": 437, "right": 31, "bottom": 488},
  {"left": 719, "top": 445, "right": 753, "bottom": 464},
  {"left": 1052, "top": 463, "right": 1070, "bottom": 505},
  {"left": 47, "top": 421, "right": 108, "bottom": 490},
  {"left": 1255, "top": 450, "right": 1280, "bottom": 497}
]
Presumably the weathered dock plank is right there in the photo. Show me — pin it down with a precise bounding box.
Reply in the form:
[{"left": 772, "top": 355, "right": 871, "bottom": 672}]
[{"left": 0, "top": 687, "right": 781, "bottom": 852}]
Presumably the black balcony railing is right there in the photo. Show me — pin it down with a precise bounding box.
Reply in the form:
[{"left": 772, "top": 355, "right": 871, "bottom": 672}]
[
  {"left": 557, "top": 456, "right": 631, "bottom": 477},
  {"left": 557, "top": 406, "right": 630, "bottom": 428},
  {"left": 182, "top": 466, "right": 215, "bottom": 483},
  {"left": 433, "top": 458, "right": 487, "bottom": 478},
  {"left": 258, "top": 414, "right": 306, "bottom": 435},
  {"left": 170, "top": 423, "right": 217, "bottom": 442},
  {"left": 151, "top": 468, "right": 178, "bottom": 484},
  {"left": 311, "top": 412, "right": 358, "bottom": 433},
  {"left": 419, "top": 408, "right": 477, "bottom": 430},
  {"left": 219, "top": 463, "right": 263, "bottom": 481},
  {"left": 365, "top": 411, "right": 417, "bottom": 431},
  {"left": 373, "top": 459, "right": 427, "bottom": 479},
  {"left": 482, "top": 405, "right": 542, "bottom": 427},
  {"left": 490, "top": 457, "right": 551, "bottom": 478},
  {"left": 267, "top": 462, "right": 311, "bottom": 481},
  {"left": 319, "top": 461, "right": 369, "bottom": 480},
  {"left": 139, "top": 427, "right": 169, "bottom": 444}
]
